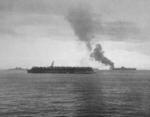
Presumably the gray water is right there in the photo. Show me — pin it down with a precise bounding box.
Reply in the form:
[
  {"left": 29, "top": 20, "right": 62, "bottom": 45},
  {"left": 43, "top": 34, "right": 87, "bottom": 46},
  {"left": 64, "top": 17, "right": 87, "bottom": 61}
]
[{"left": 0, "top": 70, "right": 150, "bottom": 117}]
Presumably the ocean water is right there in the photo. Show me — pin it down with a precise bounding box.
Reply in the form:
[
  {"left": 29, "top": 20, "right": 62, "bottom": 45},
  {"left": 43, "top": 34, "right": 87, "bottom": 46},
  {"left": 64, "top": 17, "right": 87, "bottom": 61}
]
[{"left": 0, "top": 70, "right": 150, "bottom": 117}]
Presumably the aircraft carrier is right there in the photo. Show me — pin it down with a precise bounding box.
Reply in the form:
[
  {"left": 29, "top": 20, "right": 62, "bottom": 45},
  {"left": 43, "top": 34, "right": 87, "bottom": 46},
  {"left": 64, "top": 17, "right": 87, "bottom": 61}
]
[
  {"left": 27, "top": 61, "right": 94, "bottom": 74},
  {"left": 112, "top": 66, "right": 136, "bottom": 70}
]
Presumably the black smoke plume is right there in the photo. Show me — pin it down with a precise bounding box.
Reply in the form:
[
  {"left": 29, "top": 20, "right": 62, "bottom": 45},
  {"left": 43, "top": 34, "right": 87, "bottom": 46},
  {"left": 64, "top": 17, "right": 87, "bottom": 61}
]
[
  {"left": 90, "top": 44, "right": 114, "bottom": 69},
  {"left": 66, "top": 5, "right": 114, "bottom": 68},
  {"left": 66, "top": 5, "right": 94, "bottom": 50}
]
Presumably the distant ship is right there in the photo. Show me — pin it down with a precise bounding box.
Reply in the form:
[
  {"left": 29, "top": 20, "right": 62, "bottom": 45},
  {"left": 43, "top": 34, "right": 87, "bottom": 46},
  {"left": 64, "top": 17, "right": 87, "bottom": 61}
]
[
  {"left": 27, "top": 61, "right": 94, "bottom": 74},
  {"left": 112, "top": 66, "right": 136, "bottom": 70}
]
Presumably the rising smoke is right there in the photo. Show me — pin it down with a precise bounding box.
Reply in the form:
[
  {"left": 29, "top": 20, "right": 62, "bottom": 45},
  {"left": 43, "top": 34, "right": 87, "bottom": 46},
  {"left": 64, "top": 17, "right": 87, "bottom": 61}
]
[
  {"left": 66, "top": 5, "right": 94, "bottom": 50},
  {"left": 66, "top": 5, "right": 114, "bottom": 68},
  {"left": 90, "top": 44, "right": 114, "bottom": 69}
]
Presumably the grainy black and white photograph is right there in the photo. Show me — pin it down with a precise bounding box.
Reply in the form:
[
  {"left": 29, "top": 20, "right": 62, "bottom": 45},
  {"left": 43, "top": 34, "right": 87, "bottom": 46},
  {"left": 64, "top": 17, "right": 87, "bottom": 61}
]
[{"left": 0, "top": 0, "right": 150, "bottom": 117}]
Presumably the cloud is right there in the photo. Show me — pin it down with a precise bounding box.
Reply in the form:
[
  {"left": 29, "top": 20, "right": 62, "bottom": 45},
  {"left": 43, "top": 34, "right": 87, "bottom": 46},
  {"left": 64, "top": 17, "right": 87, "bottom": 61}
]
[
  {"left": 124, "top": 42, "right": 150, "bottom": 55},
  {"left": 96, "top": 20, "right": 140, "bottom": 41},
  {"left": 0, "top": 26, "right": 18, "bottom": 36},
  {"left": 0, "top": 0, "right": 145, "bottom": 43},
  {"left": 66, "top": 4, "right": 140, "bottom": 43},
  {"left": 0, "top": 0, "right": 76, "bottom": 15}
]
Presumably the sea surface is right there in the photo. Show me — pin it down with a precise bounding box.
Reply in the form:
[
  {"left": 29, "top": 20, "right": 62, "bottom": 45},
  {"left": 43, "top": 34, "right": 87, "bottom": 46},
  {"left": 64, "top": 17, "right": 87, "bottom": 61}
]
[{"left": 0, "top": 70, "right": 150, "bottom": 117}]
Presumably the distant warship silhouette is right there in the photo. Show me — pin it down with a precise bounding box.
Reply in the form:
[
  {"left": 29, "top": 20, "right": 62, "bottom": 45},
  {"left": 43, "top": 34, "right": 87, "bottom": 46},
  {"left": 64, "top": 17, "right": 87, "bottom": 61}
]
[
  {"left": 27, "top": 61, "right": 94, "bottom": 74},
  {"left": 112, "top": 66, "right": 136, "bottom": 70}
]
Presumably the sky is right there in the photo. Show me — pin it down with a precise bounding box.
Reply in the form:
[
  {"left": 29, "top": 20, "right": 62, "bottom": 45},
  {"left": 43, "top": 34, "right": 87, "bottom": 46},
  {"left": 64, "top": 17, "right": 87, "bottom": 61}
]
[{"left": 0, "top": 0, "right": 150, "bottom": 69}]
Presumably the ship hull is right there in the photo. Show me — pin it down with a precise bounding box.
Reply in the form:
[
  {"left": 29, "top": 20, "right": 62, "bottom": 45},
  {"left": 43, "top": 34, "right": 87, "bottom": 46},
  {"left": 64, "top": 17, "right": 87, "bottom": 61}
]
[
  {"left": 27, "top": 67, "right": 94, "bottom": 74},
  {"left": 112, "top": 67, "right": 136, "bottom": 71}
]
